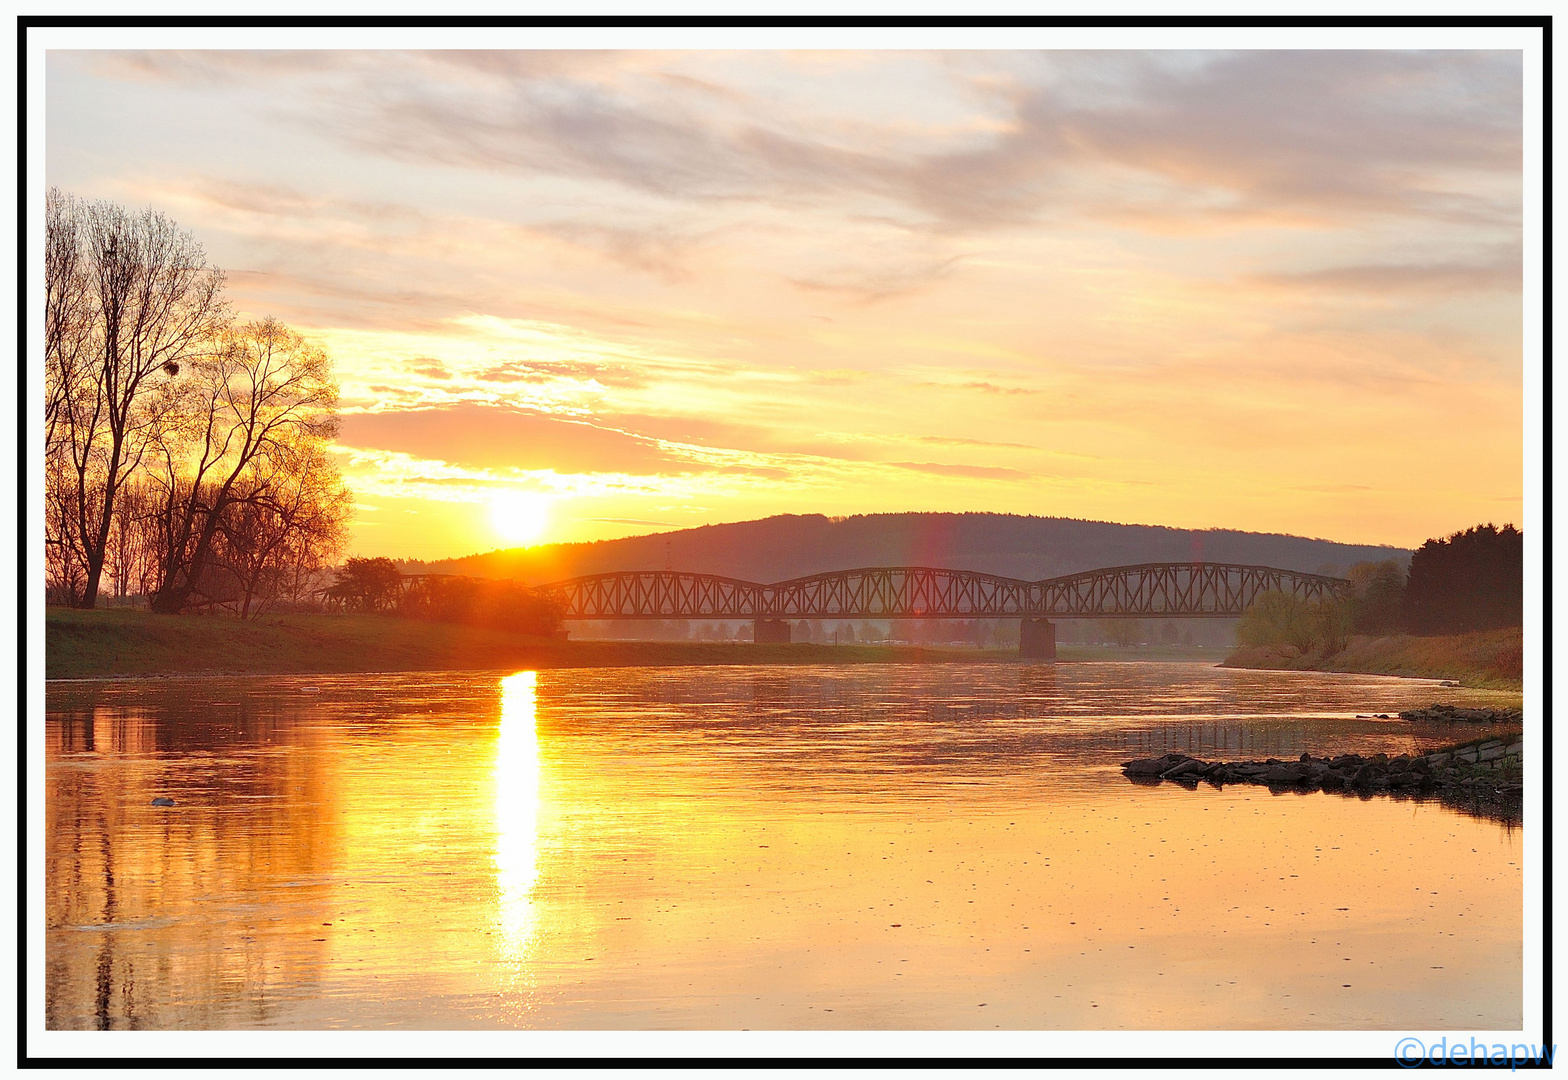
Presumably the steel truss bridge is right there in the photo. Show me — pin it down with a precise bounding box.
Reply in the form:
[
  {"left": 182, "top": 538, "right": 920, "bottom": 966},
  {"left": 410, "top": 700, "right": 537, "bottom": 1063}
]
[{"left": 539, "top": 563, "right": 1349, "bottom": 622}]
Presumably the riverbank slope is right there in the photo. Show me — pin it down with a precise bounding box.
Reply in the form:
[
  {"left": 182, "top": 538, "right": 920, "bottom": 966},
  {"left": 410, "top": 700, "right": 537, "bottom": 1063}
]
[
  {"left": 48, "top": 608, "right": 1044, "bottom": 678},
  {"left": 1221, "top": 627, "right": 1522, "bottom": 691}
]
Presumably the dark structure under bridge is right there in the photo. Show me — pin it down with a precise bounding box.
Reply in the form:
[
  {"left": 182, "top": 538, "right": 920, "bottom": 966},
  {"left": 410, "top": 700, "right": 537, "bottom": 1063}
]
[{"left": 539, "top": 562, "right": 1350, "bottom": 659}]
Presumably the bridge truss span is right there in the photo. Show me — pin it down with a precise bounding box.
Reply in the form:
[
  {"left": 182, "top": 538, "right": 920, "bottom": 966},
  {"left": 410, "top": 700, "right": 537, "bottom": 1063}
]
[
  {"left": 1035, "top": 562, "right": 1347, "bottom": 619},
  {"left": 540, "top": 562, "right": 1349, "bottom": 621},
  {"left": 543, "top": 571, "right": 766, "bottom": 620}
]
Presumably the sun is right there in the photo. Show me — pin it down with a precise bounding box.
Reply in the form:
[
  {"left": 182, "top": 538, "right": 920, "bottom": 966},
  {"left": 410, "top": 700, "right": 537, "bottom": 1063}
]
[{"left": 490, "top": 492, "right": 551, "bottom": 545}]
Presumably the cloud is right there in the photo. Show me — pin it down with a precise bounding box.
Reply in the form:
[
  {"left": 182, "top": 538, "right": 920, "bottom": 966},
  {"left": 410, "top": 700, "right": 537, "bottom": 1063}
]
[
  {"left": 787, "top": 253, "right": 971, "bottom": 302},
  {"left": 339, "top": 403, "right": 717, "bottom": 475},
  {"left": 478, "top": 359, "right": 648, "bottom": 389},
  {"left": 916, "top": 435, "right": 1037, "bottom": 449},
  {"left": 83, "top": 50, "right": 1523, "bottom": 241},
  {"left": 583, "top": 517, "right": 680, "bottom": 526},
  {"left": 890, "top": 461, "right": 1032, "bottom": 480},
  {"left": 1248, "top": 256, "right": 1522, "bottom": 296},
  {"left": 592, "top": 411, "right": 880, "bottom": 462},
  {"left": 408, "top": 360, "right": 453, "bottom": 379},
  {"left": 950, "top": 381, "right": 1040, "bottom": 397}
]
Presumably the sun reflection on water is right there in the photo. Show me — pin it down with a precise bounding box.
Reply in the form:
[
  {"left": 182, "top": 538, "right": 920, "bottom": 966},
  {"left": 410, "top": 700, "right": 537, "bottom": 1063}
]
[{"left": 494, "top": 671, "right": 541, "bottom": 963}]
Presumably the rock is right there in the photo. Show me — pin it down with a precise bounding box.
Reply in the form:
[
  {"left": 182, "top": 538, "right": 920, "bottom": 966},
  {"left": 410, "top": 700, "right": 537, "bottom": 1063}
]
[
  {"left": 150, "top": 797, "right": 176, "bottom": 807},
  {"left": 1400, "top": 704, "right": 1524, "bottom": 724},
  {"left": 1113, "top": 738, "right": 1519, "bottom": 819},
  {"left": 1124, "top": 753, "right": 1191, "bottom": 777}
]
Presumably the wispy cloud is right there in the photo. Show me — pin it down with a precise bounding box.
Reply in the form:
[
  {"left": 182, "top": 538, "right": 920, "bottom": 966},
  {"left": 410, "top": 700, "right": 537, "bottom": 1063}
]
[{"left": 890, "top": 461, "right": 1032, "bottom": 480}]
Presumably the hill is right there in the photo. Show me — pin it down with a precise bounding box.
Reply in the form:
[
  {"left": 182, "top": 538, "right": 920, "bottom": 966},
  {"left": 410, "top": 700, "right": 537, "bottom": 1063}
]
[{"left": 399, "top": 512, "right": 1409, "bottom": 586}]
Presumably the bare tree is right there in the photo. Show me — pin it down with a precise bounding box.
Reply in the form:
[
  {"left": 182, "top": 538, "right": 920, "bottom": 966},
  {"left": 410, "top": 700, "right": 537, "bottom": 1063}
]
[
  {"left": 45, "top": 194, "right": 227, "bottom": 608},
  {"left": 147, "top": 318, "right": 341, "bottom": 614},
  {"left": 44, "top": 189, "right": 95, "bottom": 452},
  {"left": 217, "top": 441, "right": 353, "bottom": 617}
]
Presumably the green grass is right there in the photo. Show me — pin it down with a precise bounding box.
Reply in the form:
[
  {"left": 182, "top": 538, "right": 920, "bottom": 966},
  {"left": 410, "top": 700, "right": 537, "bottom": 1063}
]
[
  {"left": 1222, "top": 627, "right": 1523, "bottom": 691},
  {"left": 45, "top": 607, "right": 1036, "bottom": 679}
]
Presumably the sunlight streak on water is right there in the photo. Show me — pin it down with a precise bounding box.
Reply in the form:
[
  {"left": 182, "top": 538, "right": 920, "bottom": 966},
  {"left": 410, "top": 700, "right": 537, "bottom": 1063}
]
[{"left": 494, "top": 671, "right": 541, "bottom": 964}]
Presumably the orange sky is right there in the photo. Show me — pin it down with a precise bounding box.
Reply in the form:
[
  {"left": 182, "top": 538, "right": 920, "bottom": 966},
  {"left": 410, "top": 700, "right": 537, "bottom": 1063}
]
[{"left": 46, "top": 48, "right": 1525, "bottom": 559}]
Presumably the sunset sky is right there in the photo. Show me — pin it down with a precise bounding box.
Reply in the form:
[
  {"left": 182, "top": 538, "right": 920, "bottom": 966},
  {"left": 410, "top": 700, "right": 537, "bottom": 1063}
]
[{"left": 45, "top": 46, "right": 1526, "bottom": 560}]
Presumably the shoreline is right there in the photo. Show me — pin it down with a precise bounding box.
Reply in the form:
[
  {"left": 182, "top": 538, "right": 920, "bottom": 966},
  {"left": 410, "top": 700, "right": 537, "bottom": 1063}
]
[
  {"left": 1220, "top": 628, "right": 1522, "bottom": 692},
  {"left": 45, "top": 607, "right": 1234, "bottom": 680}
]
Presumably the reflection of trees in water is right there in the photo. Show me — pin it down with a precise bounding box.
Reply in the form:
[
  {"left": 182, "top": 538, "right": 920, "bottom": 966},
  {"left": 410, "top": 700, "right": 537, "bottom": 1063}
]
[{"left": 45, "top": 684, "right": 339, "bottom": 1029}]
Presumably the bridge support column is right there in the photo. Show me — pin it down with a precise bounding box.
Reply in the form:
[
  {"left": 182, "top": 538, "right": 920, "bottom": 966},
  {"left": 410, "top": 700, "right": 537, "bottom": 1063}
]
[
  {"left": 754, "top": 619, "right": 792, "bottom": 645},
  {"left": 1019, "top": 618, "right": 1056, "bottom": 660}
]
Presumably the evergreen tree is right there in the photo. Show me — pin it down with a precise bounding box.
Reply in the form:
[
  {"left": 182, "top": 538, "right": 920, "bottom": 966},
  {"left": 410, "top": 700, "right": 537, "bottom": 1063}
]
[{"left": 1402, "top": 524, "right": 1522, "bottom": 633}]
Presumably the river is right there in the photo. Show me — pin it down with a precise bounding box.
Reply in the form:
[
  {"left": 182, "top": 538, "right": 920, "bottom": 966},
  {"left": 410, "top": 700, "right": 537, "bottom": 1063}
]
[{"left": 44, "top": 662, "right": 1522, "bottom": 1030}]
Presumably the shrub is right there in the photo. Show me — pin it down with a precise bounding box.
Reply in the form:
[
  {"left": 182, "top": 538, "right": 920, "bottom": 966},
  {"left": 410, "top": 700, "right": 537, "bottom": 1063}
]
[{"left": 1238, "top": 591, "right": 1352, "bottom": 655}]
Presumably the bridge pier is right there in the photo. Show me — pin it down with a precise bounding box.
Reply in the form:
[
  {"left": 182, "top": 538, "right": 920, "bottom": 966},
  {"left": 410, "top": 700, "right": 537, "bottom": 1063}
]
[
  {"left": 1019, "top": 618, "right": 1056, "bottom": 660},
  {"left": 754, "top": 619, "right": 792, "bottom": 645}
]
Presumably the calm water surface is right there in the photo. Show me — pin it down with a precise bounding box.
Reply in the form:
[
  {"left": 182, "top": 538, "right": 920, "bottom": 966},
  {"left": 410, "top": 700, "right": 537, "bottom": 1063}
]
[{"left": 45, "top": 662, "right": 1522, "bottom": 1030}]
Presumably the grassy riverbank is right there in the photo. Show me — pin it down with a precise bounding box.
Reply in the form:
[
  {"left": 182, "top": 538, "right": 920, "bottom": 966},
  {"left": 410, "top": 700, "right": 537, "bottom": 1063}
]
[
  {"left": 46, "top": 608, "right": 1036, "bottom": 679},
  {"left": 1221, "top": 627, "right": 1523, "bottom": 691}
]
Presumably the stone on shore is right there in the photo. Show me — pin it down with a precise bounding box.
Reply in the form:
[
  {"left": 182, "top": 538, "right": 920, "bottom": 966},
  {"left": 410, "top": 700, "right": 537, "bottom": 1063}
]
[
  {"left": 1123, "top": 753, "right": 1192, "bottom": 777},
  {"left": 1118, "top": 736, "right": 1522, "bottom": 821},
  {"left": 1399, "top": 703, "right": 1523, "bottom": 725}
]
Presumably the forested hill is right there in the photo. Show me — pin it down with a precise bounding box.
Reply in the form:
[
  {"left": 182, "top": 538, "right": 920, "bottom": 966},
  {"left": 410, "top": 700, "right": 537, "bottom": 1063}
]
[{"left": 399, "top": 513, "right": 1410, "bottom": 586}]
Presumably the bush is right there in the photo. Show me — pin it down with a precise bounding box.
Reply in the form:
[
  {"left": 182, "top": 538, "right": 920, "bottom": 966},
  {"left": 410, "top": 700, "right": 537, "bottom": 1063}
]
[
  {"left": 1237, "top": 591, "right": 1352, "bottom": 655},
  {"left": 325, "top": 557, "right": 403, "bottom": 613}
]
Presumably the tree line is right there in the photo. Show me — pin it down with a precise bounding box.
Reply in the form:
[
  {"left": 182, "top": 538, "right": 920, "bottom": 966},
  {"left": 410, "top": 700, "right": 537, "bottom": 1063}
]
[
  {"left": 324, "top": 557, "right": 565, "bottom": 636},
  {"left": 1238, "top": 523, "right": 1523, "bottom": 653},
  {"left": 45, "top": 190, "right": 352, "bottom": 615}
]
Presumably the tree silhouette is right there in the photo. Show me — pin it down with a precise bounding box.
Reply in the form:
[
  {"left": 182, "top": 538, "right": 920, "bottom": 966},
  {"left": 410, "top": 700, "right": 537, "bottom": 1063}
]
[{"left": 1402, "top": 524, "right": 1522, "bottom": 634}]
